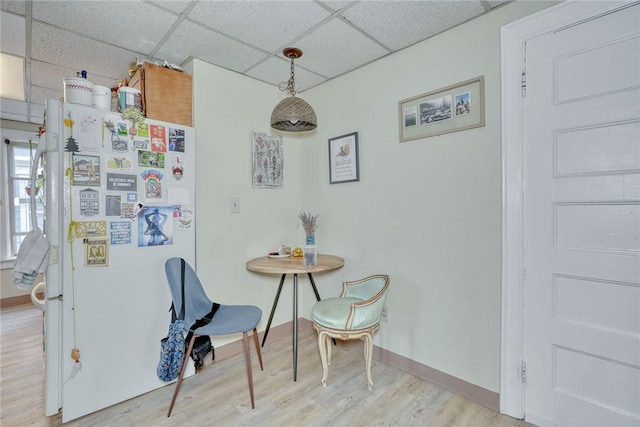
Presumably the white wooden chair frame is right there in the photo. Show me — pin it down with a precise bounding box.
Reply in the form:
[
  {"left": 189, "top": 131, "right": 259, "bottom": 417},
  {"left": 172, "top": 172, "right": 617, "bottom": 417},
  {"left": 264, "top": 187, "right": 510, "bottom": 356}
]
[{"left": 312, "top": 274, "right": 390, "bottom": 389}]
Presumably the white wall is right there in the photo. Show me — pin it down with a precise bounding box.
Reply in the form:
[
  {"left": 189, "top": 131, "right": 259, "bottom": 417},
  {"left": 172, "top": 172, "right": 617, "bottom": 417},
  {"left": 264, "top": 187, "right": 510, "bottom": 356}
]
[
  {"left": 176, "top": 0, "right": 557, "bottom": 394},
  {"left": 190, "top": 60, "right": 338, "bottom": 335},
  {"left": 300, "top": 1, "right": 557, "bottom": 392}
]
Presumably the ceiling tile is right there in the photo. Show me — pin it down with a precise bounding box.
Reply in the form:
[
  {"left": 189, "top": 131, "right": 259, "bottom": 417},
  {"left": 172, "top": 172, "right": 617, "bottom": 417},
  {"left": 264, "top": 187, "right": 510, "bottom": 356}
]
[
  {"left": 246, "top": 56, "right": 327, "bottom": 92},
  {"left": 32, "top": 1, "right": 179, "bottom": 55},
  {"left": 1, "top": 11, "right": 26, "bottom": 56},
  {"left": 31, "top": 22, "right": 133, "bottom": 85},
  {"left": 0, "top": 1, "right": 25, "bottom": 15},
  {"left": 30, "top": 85, "right": 62, "bottom": 107},
  {"left": 31, "top": 60, "right": 73, "bottom": 90},
  {"left": 486, "top": 0, "right": 509, "bottom": 8},
  {"left": 317, "top": 1, "right": 357, "bottom": 13},
  {"left": 155, "top": 19, "right": 268, "bottom": 73},
  {"left": 1, "top": 0, "right": 515, "bottom": 123},
  {"left": 31, "top": 59, "right": 117, "bottom": 95},
  {"left": 187, "top": 1, "right": 331, "bottom": 53},
  {"left": 146, "top": 0, "right": 194, "bottom": 15},
  {"left": 342, "top": 1, "right": 486, "bottom": 51},
  {"left": 294, "top": 17, "right": 389, "bottom": 78}
]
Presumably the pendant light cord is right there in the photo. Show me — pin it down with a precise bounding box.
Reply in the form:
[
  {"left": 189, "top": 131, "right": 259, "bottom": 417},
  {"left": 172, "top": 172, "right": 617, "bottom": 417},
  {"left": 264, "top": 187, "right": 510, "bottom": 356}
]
[
  {"left": 65, "top": 157, "right": 78, "bottom": 350},
  {"left": 279, "top": 54, "right": 298, "bottom": 96}
]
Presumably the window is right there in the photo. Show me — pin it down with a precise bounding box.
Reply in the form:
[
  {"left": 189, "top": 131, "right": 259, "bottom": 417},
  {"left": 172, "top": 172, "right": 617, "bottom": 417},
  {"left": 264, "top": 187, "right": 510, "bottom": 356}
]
[{"left": 1, "top": 138, "right": 44, "bottom": 260}]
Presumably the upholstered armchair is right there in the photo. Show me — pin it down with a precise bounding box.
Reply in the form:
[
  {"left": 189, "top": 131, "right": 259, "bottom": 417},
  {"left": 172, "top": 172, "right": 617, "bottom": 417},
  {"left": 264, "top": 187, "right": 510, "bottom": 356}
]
[{"left": 311, "top": 274, "right": 390, "bottom": 389}]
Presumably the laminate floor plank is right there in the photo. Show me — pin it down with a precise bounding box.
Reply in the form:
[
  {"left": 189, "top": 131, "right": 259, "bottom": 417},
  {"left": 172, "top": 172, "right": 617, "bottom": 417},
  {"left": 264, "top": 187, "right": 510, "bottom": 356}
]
[{"left": 1, "top": 304, "right": 532, "bottom": 426}]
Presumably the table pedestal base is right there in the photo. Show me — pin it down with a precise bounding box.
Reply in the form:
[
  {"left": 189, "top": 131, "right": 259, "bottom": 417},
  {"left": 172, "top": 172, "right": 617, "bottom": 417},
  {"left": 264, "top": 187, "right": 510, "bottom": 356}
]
[{"left": 261, "top": 272, "right": 329, "bottom": 381}]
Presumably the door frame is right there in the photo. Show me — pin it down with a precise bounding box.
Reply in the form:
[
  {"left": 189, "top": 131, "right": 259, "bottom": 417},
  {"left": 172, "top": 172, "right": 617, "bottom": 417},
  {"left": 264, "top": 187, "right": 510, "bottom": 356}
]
[{"left": 499, "top": 0, "right": 635, "bottom": 418}]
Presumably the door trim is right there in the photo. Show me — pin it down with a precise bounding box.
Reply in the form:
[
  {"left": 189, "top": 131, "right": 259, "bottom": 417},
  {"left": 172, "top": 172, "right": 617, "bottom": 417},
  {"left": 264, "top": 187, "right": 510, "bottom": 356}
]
[{"left": 499, "top": 0, "right": 635, "bottom": 418}]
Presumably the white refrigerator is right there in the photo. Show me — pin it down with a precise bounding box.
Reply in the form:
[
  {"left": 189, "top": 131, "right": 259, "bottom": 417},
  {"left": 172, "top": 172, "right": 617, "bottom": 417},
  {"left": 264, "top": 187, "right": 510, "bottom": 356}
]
[{"left": 42, "top": 99, "right": 196, "bottom": 422}]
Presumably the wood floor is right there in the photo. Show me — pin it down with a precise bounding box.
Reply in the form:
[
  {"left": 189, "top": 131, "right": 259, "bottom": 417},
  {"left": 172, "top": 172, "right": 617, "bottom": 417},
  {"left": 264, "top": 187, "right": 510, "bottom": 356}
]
[{"left": 1, "top": 304, "right": 531, "bottom": 426}]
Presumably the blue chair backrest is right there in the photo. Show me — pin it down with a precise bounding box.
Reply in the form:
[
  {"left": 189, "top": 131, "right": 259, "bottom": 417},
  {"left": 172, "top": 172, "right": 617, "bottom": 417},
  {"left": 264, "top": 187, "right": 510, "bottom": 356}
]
[{"left": 165, "top": 257, "right": 214, "bottom": 327}]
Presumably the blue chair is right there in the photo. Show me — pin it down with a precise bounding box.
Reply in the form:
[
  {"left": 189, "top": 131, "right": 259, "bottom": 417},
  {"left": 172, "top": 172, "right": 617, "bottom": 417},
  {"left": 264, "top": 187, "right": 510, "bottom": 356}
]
[
  {"left": 311, "top": 274, "right": 390, "bottom": 389},
  {"left": 164, "top": 257, "right": 263, "bottom": 416}
]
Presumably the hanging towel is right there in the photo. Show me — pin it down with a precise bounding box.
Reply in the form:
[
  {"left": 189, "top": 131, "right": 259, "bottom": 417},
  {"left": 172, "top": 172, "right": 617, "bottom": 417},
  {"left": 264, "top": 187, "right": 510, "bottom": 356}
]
[{"left": 13, "top": 227, "right": 50, "bottom": 290}]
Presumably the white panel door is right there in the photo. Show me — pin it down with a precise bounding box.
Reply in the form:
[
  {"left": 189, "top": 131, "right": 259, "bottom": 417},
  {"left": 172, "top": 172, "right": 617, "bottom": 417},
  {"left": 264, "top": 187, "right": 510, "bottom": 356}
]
[{"left": 523, "top": 4, "right": 640, "bottom": 426}]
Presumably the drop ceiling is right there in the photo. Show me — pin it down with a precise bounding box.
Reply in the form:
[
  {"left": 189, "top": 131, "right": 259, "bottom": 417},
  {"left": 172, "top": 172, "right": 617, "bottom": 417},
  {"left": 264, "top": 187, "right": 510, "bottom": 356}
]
[{"left": 1, "top": 0, "right": 508, "bottom": 124}]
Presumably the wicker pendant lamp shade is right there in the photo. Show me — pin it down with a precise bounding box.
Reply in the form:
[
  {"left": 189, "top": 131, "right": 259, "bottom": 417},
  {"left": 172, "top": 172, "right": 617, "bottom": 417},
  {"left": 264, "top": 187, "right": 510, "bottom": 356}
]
[
  {"left": 271, "top": 96, "right": 317, "bottom": 131},
  {"left": 271, "top": 48, "right": 317, "bottom": 132}
]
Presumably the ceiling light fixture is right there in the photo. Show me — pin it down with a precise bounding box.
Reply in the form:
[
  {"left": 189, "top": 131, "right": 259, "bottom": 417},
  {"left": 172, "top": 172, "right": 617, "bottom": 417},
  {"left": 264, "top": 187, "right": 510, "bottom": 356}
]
[{"left": 270, "top": 48, "right": 317, "bottom": 132}]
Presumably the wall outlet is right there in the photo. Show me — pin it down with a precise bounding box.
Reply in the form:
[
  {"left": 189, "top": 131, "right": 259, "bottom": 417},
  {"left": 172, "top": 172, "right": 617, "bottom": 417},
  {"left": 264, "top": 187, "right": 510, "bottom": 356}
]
[{"left": 381, "top": 305, "right": 389, "bottom": 322}]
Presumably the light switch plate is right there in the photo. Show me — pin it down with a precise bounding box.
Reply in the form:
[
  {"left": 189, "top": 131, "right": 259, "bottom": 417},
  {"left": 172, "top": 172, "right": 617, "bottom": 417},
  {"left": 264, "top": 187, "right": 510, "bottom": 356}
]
[{"left": 230, "top": 197, "right": 240, "bottom": 213}]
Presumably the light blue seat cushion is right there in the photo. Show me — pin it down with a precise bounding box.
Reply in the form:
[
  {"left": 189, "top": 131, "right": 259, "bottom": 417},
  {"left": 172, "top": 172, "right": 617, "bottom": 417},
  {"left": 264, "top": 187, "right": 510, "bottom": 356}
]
[{"left": 312, "top": 297, "right": 362, "bottom": 330}]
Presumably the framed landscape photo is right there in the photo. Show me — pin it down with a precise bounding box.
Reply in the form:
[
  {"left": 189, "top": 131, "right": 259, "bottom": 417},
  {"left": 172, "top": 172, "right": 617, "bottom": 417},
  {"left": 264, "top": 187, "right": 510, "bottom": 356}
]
[
  {"left": 328, "top": 132, "right": 359, "bottom": 184},
  {"left": 399, "top": 76, "right": 485, "bottom": 142}
]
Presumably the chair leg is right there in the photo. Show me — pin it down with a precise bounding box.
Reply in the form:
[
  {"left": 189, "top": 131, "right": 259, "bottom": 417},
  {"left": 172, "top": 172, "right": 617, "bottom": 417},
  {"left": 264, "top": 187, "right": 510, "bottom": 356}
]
[
  {"left": 362, "top": 335, "right": 368, "bottom": 364},
  {"left": 326, "top": 334, "right": 332, "bottom": 366},
  {"left": 252, "top": 328, "right": 264, "bottom": 370},
  {"left": 242, "top": 332, "right": 256, "bottom": 409},
  {"left": 363, "top": 333, "right": 374, "bottom": 390},
  {"left": 167, "top": 334, "right": 197, "bottom": 417},
  {"left": 318, "top": 331, "right": 329, "bottom": 387}
]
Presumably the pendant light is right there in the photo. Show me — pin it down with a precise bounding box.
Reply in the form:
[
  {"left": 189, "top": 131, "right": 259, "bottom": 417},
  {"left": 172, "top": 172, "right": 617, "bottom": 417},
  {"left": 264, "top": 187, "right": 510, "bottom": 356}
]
[{"left": 270, "top": 47, "right": 317, "bottom": 132}]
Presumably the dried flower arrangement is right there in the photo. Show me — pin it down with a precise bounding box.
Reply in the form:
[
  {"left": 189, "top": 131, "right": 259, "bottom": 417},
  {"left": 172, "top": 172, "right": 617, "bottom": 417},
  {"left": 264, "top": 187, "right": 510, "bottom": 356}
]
[{"left": 298, "top": 212, "right": 318, "bottom": 236}]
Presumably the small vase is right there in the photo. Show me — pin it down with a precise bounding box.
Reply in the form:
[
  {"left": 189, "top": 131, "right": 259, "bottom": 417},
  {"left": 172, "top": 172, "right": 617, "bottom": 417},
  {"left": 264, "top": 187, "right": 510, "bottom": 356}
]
[{"left": 306, "top": 234, "right": 315, "bottom": 245}]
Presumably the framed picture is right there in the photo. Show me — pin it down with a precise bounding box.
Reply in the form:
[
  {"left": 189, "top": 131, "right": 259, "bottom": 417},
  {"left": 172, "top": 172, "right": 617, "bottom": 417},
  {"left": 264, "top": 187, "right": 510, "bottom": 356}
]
[
  {"left": 252, "top": 131, "right": 283, "bottom": 189},
  {"left": 72, "top": 154, "right": 101, "bottom": 186},
  {"left": 85, "top": 237, "right": 109, "bottom": 267},
  {"left": 398, "top": 76, "right": 485, "bottom": 142},
  {"left": 328, "top": 132, "right": 359, "bottom": 184}
]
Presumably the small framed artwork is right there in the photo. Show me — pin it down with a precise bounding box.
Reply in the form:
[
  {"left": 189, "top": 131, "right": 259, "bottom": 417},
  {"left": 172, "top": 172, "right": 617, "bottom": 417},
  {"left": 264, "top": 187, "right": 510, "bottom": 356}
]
[
  {"left": 72, "top": 154, "right": 101, "bottom": 186},
  {"left": 252, "top": 131, "right": 283, "bottom": 189},
  {"left": 328, "top": 132, "right": 359, "bottom": 184},
  {"left": 85, "top": 237, "right": 108, "bottom": 267},
  {"left": 399, "top": 76, "right": 485, "bottom": 142}
]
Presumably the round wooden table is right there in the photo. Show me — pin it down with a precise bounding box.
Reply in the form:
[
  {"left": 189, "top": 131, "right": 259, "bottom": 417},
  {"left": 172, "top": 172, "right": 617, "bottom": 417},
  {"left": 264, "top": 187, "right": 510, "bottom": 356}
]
[{"left": 246, "top": 254, "right": 344, "bottom": 380}]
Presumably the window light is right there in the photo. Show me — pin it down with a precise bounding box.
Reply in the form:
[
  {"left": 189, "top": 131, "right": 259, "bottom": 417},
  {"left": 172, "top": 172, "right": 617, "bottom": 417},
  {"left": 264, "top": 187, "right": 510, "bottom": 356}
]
[{"left": 0, "top": 53, "right": 26, "bottom": 101}]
